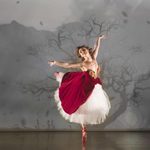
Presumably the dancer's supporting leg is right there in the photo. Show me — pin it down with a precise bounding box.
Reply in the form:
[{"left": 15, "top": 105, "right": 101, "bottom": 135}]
[
  {"left": 81, "top": 123, "right": 87, "bottom": 145},
  {"left": 81, "top": 124, "right": 87, "bottom": 137}
]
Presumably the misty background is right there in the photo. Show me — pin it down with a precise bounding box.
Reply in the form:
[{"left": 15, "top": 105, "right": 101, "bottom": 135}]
[{"left": 0, "top": 0, "right": 150, "bottom": 130}]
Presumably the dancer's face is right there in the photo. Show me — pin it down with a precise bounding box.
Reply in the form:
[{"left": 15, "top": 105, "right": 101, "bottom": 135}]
[{"left": 79, "top": 48, "right": 89, "bottom": 58}]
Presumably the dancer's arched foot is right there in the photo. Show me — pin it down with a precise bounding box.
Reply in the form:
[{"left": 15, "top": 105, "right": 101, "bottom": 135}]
[{"left": 53, "top": 72, "right": 64, "bottom": 82}]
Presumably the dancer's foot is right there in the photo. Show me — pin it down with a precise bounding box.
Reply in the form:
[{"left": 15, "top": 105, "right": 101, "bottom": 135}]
[{"left": 53, "top": 72, "right": 64, "bottom": 82}]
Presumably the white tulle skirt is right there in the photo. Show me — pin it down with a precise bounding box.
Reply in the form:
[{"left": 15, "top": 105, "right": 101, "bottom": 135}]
[{"left": 54, "top": 82, "right": 111, "bottom": 125}]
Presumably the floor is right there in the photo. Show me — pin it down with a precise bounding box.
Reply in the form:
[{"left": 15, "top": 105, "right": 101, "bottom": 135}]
[{"left": 0, "top": 131, "right": 149, "bottom": 150}]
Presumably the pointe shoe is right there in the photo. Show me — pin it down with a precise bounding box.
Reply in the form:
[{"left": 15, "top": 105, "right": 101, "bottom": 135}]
[
  {"left": 53, "top": 72, "right": 59, "bottom": 77},
  {"left": 53, "top": 72, "right": 65, "bottom": 83}
]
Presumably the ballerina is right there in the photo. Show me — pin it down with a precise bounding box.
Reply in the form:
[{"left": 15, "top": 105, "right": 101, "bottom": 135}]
[{"left": 48, "top": 35, "right": 111, "bottom": 145}]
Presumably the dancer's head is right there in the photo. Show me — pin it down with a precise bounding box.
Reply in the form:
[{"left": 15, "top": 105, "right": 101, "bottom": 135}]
[{"left": 76, "top": 45, "right": 93, "bottom": 61}]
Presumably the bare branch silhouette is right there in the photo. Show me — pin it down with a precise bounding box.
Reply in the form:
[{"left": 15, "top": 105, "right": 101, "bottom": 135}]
[
  {"left": 16, "top": 78, "right": 57, "bottom": 102},
  {"left": 78, "top": 16, "right": 118, "bottom": 39},
  {"left": 48, "top": 28, "right": 75, "bottom": 59},
  {"left": 98, "top": 56, "right": 138, "bottom": 128},
  {"left": 131, "top": 71, "right": 150, "bottom": 107}
]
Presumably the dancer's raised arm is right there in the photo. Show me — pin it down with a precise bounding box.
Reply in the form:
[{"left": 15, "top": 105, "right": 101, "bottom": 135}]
[
  {"left": 48, "top": 60, "right": 82, "bottom": 69},
  {"left": 92, "top": 35, "right": 105, "bottom": 59}
]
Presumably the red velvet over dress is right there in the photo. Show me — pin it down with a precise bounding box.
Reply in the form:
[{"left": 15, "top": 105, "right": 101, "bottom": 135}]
[
  {"left": 54, "top": 71, "right": 111, "bottom": 125},
  {"left": 59, "top": 71, "right": 102, "bottom": 114}
]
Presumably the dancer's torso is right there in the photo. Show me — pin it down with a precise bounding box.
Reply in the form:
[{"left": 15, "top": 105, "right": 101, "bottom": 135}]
[{"left": 80, "top": 59, "right": 101, "bottom": 78}]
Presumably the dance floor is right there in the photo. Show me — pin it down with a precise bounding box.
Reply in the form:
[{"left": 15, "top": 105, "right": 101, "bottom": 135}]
[{"left": 0, "top": 131, "right": 149, "bottom": 150}]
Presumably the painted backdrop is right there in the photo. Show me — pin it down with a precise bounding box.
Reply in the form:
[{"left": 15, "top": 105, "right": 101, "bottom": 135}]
[{"left": 0, "top": 0, "right": 150, "bottom": 130}]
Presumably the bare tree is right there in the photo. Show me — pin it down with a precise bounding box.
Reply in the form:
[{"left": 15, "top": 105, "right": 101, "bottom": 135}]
[
  {"left": 48, "top": 16, "right": 117, "bottom": 61},
  {"left": 131, "top": 71, "right": 150, "bottom": 107},
  {"left": 97, "top": 56, "right": 136, "bottom": 128},
  {"left": 99, "top": 55, "right": 150, "bottom": 128},
  {"left": 18, "top": 17, "right": 125, "bottom": 128}
]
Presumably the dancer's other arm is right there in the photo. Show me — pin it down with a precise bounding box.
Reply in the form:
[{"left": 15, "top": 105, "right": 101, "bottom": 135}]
[
  {"left": 48, "top": 60, "right": 82, "bottom": 69},
  {"left": 92, "top": 35, "right": 105, "bottom": 59}
]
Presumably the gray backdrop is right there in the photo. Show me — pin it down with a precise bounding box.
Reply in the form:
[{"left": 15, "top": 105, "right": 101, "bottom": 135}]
[{"left": 0, "top": 0, "right": 150, "bottom": 130}]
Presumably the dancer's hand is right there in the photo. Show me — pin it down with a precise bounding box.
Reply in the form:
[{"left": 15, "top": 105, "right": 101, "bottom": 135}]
[
  {"left": 99, "top": 34, "right": 106, "bottom": 40},
  {"left": 48, "top": 60, "right": 56, "bottom": 66}
]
